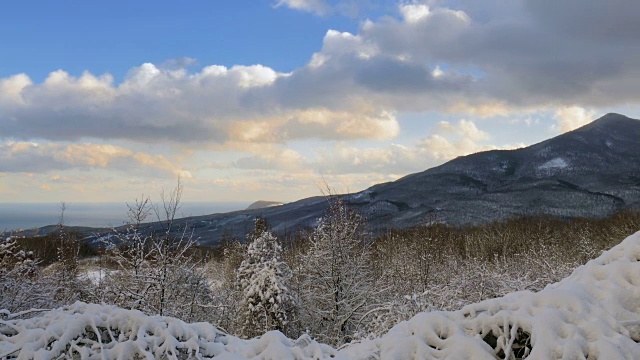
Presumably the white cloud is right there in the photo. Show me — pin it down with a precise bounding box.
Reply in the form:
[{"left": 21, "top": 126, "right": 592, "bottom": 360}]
[
  {"left": 435, "top": 119, "right": 490, "bottom": 141},
  {"left": 3, "top": 0, "right": 640, "bottom": 151},
  {"left": 274, "top": 0, "right": 331, "bottom": 15},
  {"left": 230, "top": 119, "right": 517, "bottom": 177},
  {"left": 399, "top": 3, "right": 431, "bottom": 23},
  {"left": 4, "top": 0, "right": 640, "bottom": 203},
  {"left": 0, "top": 142, "right": 189, "bottom": 178},
  {"left": 233, "top": 147, "right": 308, "bottom": 171},
  {"left": 553, "top": 106, "right": 597, "bottom": 133},
  {"left": 273, "top": 0, "right": 372, "bottom": 17},
  {"left": 0, "top": 62, "right": 404, "bottom": 145},
  {"left": 418, "top": 119, "right": 519, "bottom": 160}
]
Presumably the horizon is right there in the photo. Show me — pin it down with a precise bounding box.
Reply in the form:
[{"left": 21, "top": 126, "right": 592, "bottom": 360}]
[
  {"left": 0, "top": 201, "right": 252, "bottom": 231},
  {"left": 2, "top": 0, "right": 640, "bottom": 203}
]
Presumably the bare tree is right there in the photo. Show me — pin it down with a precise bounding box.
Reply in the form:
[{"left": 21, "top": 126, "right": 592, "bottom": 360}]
[
  {"left": 298, "top": 199, "right": 377, "bottom": 345},
  {"left": 101, "top": 179, "right": 213, "bottom": 321}
]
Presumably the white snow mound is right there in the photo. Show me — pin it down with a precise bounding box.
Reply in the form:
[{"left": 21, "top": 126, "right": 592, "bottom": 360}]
[
  {"left": 2, "top": 231, "right": 640, "bottom": 359},
  {"left": 538, "top": 157, "right": 568, "bottom": 171}
]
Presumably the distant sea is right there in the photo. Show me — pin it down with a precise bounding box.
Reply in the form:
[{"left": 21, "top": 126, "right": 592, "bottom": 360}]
[{"left": 0, "top": 202, "right": 250, "bottom": 232}]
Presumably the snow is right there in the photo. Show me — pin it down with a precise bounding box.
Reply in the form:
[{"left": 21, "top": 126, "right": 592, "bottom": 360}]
[
  {"left": 3, "top": 231, "right": 640, "bottom": 359},
  {"left": 538, "top": 157, "right": 569, "bottom": 171},
  {"left": 79, "top": 269, "right": 115, "bottom": 285}
]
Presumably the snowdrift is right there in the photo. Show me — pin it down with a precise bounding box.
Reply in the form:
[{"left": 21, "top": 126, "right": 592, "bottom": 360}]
[{"left": 2, "top": 231, "right": 640, "bottom": 359}]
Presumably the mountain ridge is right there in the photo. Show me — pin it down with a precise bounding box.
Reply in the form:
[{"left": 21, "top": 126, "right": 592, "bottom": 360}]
[
  {"left": 137, "top": 112, "right": 640, "bottom": 245},
  {"left": 6, "top": 113, "right": 640, "bottom": 245}
]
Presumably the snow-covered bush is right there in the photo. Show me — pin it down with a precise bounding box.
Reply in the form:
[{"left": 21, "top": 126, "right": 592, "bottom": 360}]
[
  {"left": 93, "top": 186, "right": 215, "bottom": 322},
  {"left": 3, "top": 230, "right": 640, "bottom": 359}
]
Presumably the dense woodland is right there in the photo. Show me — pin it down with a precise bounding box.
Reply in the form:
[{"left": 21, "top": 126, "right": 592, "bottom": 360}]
[{"left": 2, "top": 184, "right": 640, "bottom": 347}]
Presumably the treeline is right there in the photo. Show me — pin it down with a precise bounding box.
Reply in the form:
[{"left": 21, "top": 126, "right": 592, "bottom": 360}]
[{"left": 2, "top": 189, "right": 640, "bottom": 347}]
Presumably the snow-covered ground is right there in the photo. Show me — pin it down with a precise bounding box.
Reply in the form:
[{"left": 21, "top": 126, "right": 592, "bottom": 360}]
[{"left": 2, "top": 231, "right": 640, "bottom": 359}]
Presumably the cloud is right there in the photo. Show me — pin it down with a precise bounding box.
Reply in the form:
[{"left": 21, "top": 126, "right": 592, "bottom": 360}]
[
  {"left": 227, "top": 109, "right": 399, "bottom": 143},
  {"left": 230, "top": 119, "right": 519, "bottom": 177},
  {"left": 274, "top": 0, "right": 331, "bottom": 15},
  {"left": 233, "top": 147, "right": 308, "bottom": 171},
  {"left": 273, "top": 0, "right": 373, "bottom": 17},
  {"left": 552, "top": 106, "right": 596, "bottom": 133},
  {"left": 399, "top": 3, "right": 432, "bottom": 23},
  {"left": 347, "top": 0, "right": 640, "bottom": 109},
  {"left": 2, "top": 0, "right": 640, "bottom": 150},
  {"left": 417, "top": 119, "right": 518, "bottom": 160},
  {"left": 0, "top": 62, "right": 402, "bottom": 145},
  {"left": 313, "top": 143, "right": 422, "bottom": 175},
  {"left": 434, "top": 119, "right": 490, "bottom": 141},
  {"left": 0, "top": 142, "right": 189, "bottom": 178}
]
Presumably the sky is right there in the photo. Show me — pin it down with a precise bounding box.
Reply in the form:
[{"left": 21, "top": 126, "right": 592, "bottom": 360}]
[{"left": 1, "top": 0, "right": 640, "bottom": 203}]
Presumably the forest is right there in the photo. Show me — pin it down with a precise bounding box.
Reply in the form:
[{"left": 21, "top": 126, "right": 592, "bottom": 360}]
[{"left": 2, "top": 183, "right": 640, "bottom": 348}]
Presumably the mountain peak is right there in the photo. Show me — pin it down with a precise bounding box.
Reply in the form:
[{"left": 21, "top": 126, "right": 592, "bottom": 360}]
[{"left": 578, "top": 113, "right": 637, "bottom": 131}]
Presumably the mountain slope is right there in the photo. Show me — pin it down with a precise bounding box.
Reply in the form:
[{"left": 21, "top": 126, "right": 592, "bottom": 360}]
[
  {"left": 13, "top": 113, "right": 639, "bottom": 245},
  {"left": 127, "top": 113, "right": 640, "bottom": 245},
  {"left": 353, "top": 113, "right": 640, "bottom": 228}
]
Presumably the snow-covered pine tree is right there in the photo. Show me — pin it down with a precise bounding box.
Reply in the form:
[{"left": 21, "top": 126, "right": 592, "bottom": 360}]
[
  {"left": 237, "top": 218, "right": 294, "bottom": 338},
  {"left": 299, "top": 198, "right": 376, "bottom": 345}
]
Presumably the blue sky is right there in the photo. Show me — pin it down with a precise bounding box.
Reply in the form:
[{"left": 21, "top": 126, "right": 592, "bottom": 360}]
[
  {"left": 1, "top": 0, "right": 640, "bottom": 205},
  {"left": 0, "top": 0, "right": 365, "bottom": 80}
]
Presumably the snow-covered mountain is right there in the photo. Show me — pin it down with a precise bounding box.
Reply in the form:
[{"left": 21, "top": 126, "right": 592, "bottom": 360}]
[
  {"left": 357, "top": 112, "right": 640, "bottom": 228},
  {"left": 160, "top": 113, "right": 640, "bottom": 245},
  {"left": 9, "top": 113, "right": 640, "bottom": 246},
  {"left": 3, "top": 230, "right": 640, "bottom": 358}
]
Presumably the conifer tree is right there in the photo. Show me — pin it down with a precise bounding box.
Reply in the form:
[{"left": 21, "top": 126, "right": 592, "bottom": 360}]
[{"left": 237, "top": 218, "right": 294, "bottom": 337}]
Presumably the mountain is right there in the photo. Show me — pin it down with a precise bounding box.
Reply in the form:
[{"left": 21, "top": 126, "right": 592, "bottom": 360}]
[
  {"left": 355, "top": 112, "right": 640, "bottom": 228},
  {"left": 9, "top": 113, "right": 640, "bottom": 245},
  {"left": 245, "top": 200, "right": 284, "bottom": 210},
  {"left": 128, "top": 113, "right": 638, "bottom": 245}
]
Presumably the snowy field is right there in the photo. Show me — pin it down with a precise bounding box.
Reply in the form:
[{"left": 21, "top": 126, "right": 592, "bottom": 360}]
[{"left": 2, "top": 231, "right": 640, "bottom": 359}]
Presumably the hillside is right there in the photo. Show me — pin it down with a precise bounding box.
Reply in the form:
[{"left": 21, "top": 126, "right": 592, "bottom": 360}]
[
  {"left": 358, "top": 112, "right": 640, "bottom": 228},
  {"left": 7, "top": 113, "right": 640, "bottom": 246},
  {"left": 245, "top": 200, "right": 285, "bottom": 210},
  {"left": 142, "top": 113, "right": 640, "bottom": 245},
  {"left": 3, "top": 230, "right": 639, "bottom": 358}
]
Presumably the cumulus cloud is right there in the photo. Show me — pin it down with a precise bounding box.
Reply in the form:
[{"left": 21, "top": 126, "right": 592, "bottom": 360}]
[
  {"left": 0, "top": 62, "right": 403, "bottom": 145},
  {"left": 0, "top": 142, "right": 189, "bottom": 178},
  {"left": 552, "top": 106, "right": 597, "bottom": 133},
  {"left": 274, "top": 0, "right": 331, "bottom": 15},
  {"left": 233, "top": 147, "right": 308, "bottom": 171},
  {"left": 313, "top": 143, "right": 422, "bottom": 175},
  {"left": 328, "top": 0, "right": 640, "bottom": 111},
  {"left": 416, "top": 119, "right": 519, "bottom": 160},
  {"left": 230, "top": 119, "right": 519, "bottom": 177},
  {"left": 5, "top": 0, "right": 638, "bottom": 148},
  {"left": 1, "top": 0, "right": 638, "bottom": 164},
  {"left": 274, "top": 0, "right": 372, "bottom": 17},
  {"left": 434, "top": 119, "right": 490, "bottom": 141}
]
